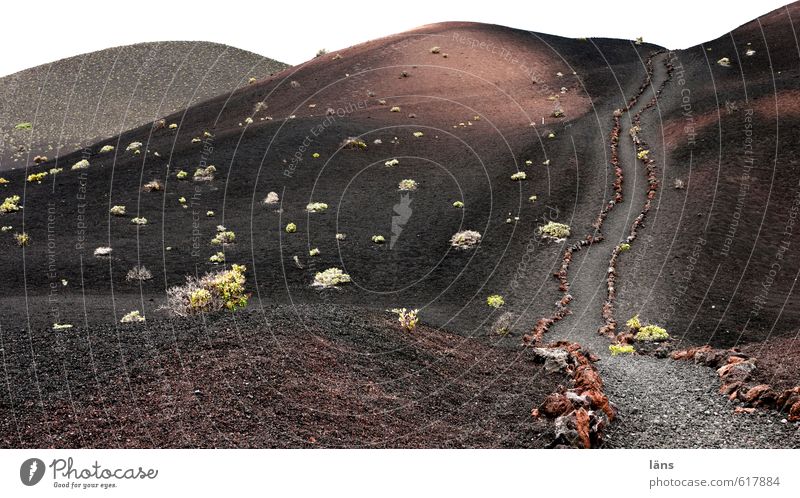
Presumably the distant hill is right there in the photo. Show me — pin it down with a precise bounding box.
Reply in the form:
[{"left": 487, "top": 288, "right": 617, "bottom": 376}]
[{"left": 0, "top": 41, "right": 288, "bottom": 169}]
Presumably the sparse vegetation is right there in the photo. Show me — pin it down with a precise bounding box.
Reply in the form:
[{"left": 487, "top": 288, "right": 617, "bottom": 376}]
[
  {"left": 453, "top": 201, "right": 464, "bottom": 208},
  {"left": 94, "top": 246, "right": 113, "bottom": 258},
  {"left": 316, "top": 48, "right": 328, "bottom": 57},
  {"left": 430, "top": 46, "right": 441, "bottom": 54},
  {"left": 176, "top": 170, "right": 188, "bottom": 180},
  {"left": 313, "top": 268, "right": 351, "bottom": 288},
  {"left": 538, "top": 221, "right": 571, "bottom": 240},
  {"left": 619, "top": 243, "right": 631, "bottom": 252},
  {"left": 165, "top": 264, "right": 249, "bottom": 316},
  {"left": 0, "top": 178, "right": 8, "bottom": 185},
  {"left": 99, "top": 145, "right": 115, "bottom": 154},
  {"left": 1, "top": 195, "right": 21, "bottom": 214},
  {"left": 450, "top": 230, "right": 481, "bottom": 250},
  {"left": 372, "top": 235, "right": 386, "bottom": 244},
  {"left": 390, "top": 308, "right": 419, "bottom": 332},
  {"left": 206, "top": 210, "right": 215, "bottom": 217},
  {"left": 511, "top": 172, "right": 527, "bottom": 181},
  {"left": 15, "top": 122, "right": 32, "bottom": 130},
  {"left": 264, "top": 192, "right": 280, "bottom": 205},
  {"left": 143, "top": 180, "right": 162, "bottom": 192},
  {"left": 609, "top": 343, "right": 635, "bottom": 355},
  {"left": 529, "top": 195, "right": 538, "bottom": 203},
  {"left": 717, "top": 57, "right": 731, "bottom": 67},
  {"left": 385, "top": 158, "right": 400, "bottom": 167},
  {"left": 626, "top": 314, "right": 641, "bottom": 330},
  {"left": 209, "top": 252, "right": 225, "bottom": 264},
  {"left": 126, "top": 142, "right": 142, "bottom": 152},
  {"left": 390, "top": 106, "right": 401, "bottom": 112},
  {"left": 71, "top": 159, "right": 90, "bottom": 170},
  {"left": 412, "top": 131, "right": 424, "bottom": 138},
  {"left": 398, "top": 179, "right": 418, "bottom": 191},
  {"left": 637, "top": 149, "right": 650, "bottom": 160},
  {"left": 193, "top": 165, "right": 216, "bottom": 182},
  {"left": 635, "top": 324, "right": 669, "bottom": 341},
  {"left": 120, "top": 310, "right": 145, "bottom": 323},
  {"left": 211, "top": 230, "right": 236, "bottom": 245},
  {"left": 131, "top": 217, "right": 148, "bottom": 225},
  {"left": 27, "top": 172, "right": 47, "bottom": 183},
  {"left": 14, "top": 232, "right": 30, "bottom": 247},
  {"left": 486, "top": 294, "right": 505, "bottom": 309},
  {"left": 110, "top": 205, "right": 126, "bottom": 216},
  {"left": 306, "top": 202, "right": 329, "bottom": 213},
  {"left": 336, "top": 233, "right": 346, "bottom": 241},
  {"left": 309, "top": 247, "right": 320, "bottom": 257},
  {"left": 341, "top": 137, "right": 367, "bottom": 150},
  {"left": 126, "top": 265, "right": 153, "bottom": 282},
  {"left": 49, "top": 167, "right": 62, "bottom": 175},
  {"left": 285, "top": 223, "right": 297, "bottom": 233}
]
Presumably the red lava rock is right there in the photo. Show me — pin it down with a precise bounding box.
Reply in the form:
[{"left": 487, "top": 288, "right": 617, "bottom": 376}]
[
  {"left": 789, "top": 401, "right": 800, "bottom": 422},
  {"left": 776, "top": 387, "right": 800, "bottom": 411},
  {"left": 743, "top": 384, "right": 773, "bottom": 404},
  {"left": 717, "top": 360, "right": 756, "bottom": 383},
  {"left": 540, "top": 393, "right": 572, "bottom": 418},
  {"left": 574, "top": 365, "right": 603, "bottom": 392},
  {"left": 734, "top": 406, "right": 756, "bottom": 415},
  {"left": 584, "top": 389, "right": 615, "bottom": 420},
  {"left": 531, "top": 408, "right": 540, "bottom": 418},
  {"left": 575, "top": 408, "right": 591, "bottom": 449},
  {"left": 719, "top": 382, "right": 741, "bottom": 395}
]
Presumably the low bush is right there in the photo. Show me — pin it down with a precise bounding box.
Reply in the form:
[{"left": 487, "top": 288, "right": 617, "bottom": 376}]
[
  {"left": 27, "top": 172, "right": 48, "bottom": 183},
  {"left": 211, "top": 230, "right": 235, "bottom": 245},
  {"left": 341, "top": 137, "right": 367, "bottom": 150},
  {"left": 538, "top": 221, "right": 570, "bottom": 240},
  {"left": 385, "top": 158, "right": 400, "bottom": 167},
  {"left": 511, "top": 172, "right": 527, "bottom": 181},
  {"left": 94, "top": 246, "right": 112, "bottom": 258},
  {"left": 164, "top": 264, "right": 249, "bottom": 317},
  {"left": 450, "top": 230, "right": 481, "bottom": 250},
  {"left": 635, "top": 325, "right": 669, "bottom": 341},
  {"left": 126, "top": 142, "right": 142, "bottom": 152},
  {"left": 1, "top": 195, "right": 21, "bottom": 213},
  {"left": 372, "top": 235, "right": 386, "bottom": 244},
  {"left": 126, "top": 265, "right": 153, "bottom": 282},
  {"left": 71, "top": 159, "right": 90, "bottom": 170},
  {"left": 609, "top": 343, "right": 635, "bottom": 355},
  {"left": 14, "top": 232, "right": 30, "bottom": 246},
  {"left": 285, "top": 223, "right": 297, "bottom": 233},
  {"left": 313, "top": 268, "right": 351, "bottom": 288},
  {"left": 193, "top": 165, "right": 216, "bottom": 182},
  {"left": 131, "top": 217, "right": 148, "bottom": 225},
  {"left": 309, "top": 247, "right": 320, "bottom": 257},
  {"left": 99, "top": 145, "right": 115, "bottom": 154},
  {"left": 306, "top": 202, "right": 328, "bottom": 213},
  {"left": 398, "top": 179, "right": 417, "bottom": 191},
  {"left": 15, "top": 122, "right": 32, "bottom": 130},
  {"left": 120, "top": 310, "right": 145, "bottom": 323},
  {"left": 209, "top": 252, "right": 225, "bottom": 264},
  {"left": 453, "top": 201, "right": 464, "bottom": 208},
  {"left": 486, "top": 294, "right": 505, "bottom": 308},
  {"left": 390, "top": 308, "right": 419, "bottom": 332},
  {"left": 142, "top": 180, "right": 162, "bottom": 192},
  {"left": 264, "top": 192, "right": 280, "bottom": 205},
  {"left": 626, "top": 314, "right": 641, "bottom": 330},
  {"left": 176, "top": 170, "right": 188, "bottom": 180},
  {"left": 110, "top": 205, "right": 126, "bottom": 216}
]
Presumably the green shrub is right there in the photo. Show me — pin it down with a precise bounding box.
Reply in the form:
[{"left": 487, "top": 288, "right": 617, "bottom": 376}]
[
  {"left": 99, "top": 145, "right": 115, "bottom": 154},
  {"left": 306, "top": 202, "right": 329, "bottom": 213},
  {"left": 626, "top": 314, "right": 641, "bottom": 330},
  {"left": 453, "top": 201, "right": 464, "bottom": 208},
  {"left": 486, "top": 294, "right": 505, "bottom": 308},
  {"left": 285, "top": 223, "right": 297, "bottom": 233},
  {"left": 538, "top": 221, "right": 570, "bottom": 239},
  {"left": 313, "top": 268, "right": 351, "bottom": 288},
  {"left": 619, "top": 243, "right": 631, "bottom": 252},
  {"left": 71, "top": 159, "right": 90, "bottom": 170},
  {"left": 209, "top": 252, "right": 225, "bottom": 264},
  {"left": 398, "top": 179, "right": 417, "bottom": 191},
  {"left": 372, "top": 235, "right": 385, "bottom": 244},
  {"left": 27, "top": 172, "right": 48, "bottom": 183},
  {"left": 14, "top": 232, "right": 30, "bottom": 246},
  {"left": 165, "top": 264, "right": 249, "bottom": 316},
  {"left": 176, "top": 170, "right": 188, "bottom": 180},
  {"left": 1, "top": 195, "right": 21, "bottom": 213},
  {"left": 511, "top": 172, "right": 527, "bottom": 181},
  {"left": 110, "top": 205, "right": 126, "bottom": 216},
  {"left": 635, "top": 325, "right": 669, "bottom": 341},
  {"left": 390, "top": 308, "right": 419, "bottom": 332},
  {"left": 211, "top": 230, "right": 235, "bottom": 245},
  {"left": 609, "top": 343, "right": 635, "bottom": 355},
  {"left": 15, "top": 122, "right": 32, "bottom": 130},
  {"left": 120, "top": 310, "right": 145, "bottom": 323}
]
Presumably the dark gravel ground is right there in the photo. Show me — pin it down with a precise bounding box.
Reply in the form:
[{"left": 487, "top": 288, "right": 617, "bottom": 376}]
[{"left": 0, "top": 301, "right": 562, "bottom": 448}]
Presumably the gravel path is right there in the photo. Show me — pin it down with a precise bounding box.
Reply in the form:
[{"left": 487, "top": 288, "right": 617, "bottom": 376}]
[{"left": 546, "top": 53, "right": 800, "bottom": 448}]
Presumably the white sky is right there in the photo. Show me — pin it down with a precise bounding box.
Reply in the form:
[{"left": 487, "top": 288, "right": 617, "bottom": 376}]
[{"left": 2, "top": 0, "right": 791, "bottom": 78}]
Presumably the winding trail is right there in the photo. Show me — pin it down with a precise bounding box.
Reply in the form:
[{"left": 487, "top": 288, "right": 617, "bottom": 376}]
[{"left": 532, "top": 52, "right": 797, "bottom": 447}]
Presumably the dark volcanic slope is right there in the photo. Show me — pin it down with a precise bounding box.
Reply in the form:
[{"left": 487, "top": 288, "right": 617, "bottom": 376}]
[
  {"left": 0, "top": 41, "right": 288, "bottom": 169},
  {"left": 614, "top": 1, "right": 800, "bottom": 348}
]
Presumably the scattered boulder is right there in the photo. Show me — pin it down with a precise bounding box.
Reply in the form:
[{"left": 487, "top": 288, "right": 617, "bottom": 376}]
[
  {"left": 717, "top": 360, "right": 756, "bottom": 384},
  {"left": 531, "top": 347, "right": 570, "bottom": 373},
  {"left": 540, "top": 393, "right": 572, "bottom": 418}
]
